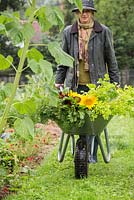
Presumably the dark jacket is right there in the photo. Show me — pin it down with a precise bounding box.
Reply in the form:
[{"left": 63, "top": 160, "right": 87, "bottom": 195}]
[{"left": 55, "top": 20, "right": 120, "bottom": 89}]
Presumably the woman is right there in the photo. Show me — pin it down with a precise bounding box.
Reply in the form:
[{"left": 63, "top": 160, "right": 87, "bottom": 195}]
[{"left": 55, "top": 0, "right": 120, "bottom": 163}]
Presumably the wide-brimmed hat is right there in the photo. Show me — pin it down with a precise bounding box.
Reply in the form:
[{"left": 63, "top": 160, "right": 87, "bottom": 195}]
[{"left": 72, "top": 0, "right": 97, "bottom": 12}]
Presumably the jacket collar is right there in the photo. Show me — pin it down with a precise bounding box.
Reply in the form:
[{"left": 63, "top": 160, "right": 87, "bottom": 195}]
[{"left": 70, "top": 20, "right": 103, "bottom": 34}]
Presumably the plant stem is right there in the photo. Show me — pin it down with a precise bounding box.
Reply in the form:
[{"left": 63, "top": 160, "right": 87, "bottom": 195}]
[
  {"left": 0, "top": 41, "right": 29, "bottom": 133},
  {"left": 0, "top": 0, "right": 36, "bottom": 133}
]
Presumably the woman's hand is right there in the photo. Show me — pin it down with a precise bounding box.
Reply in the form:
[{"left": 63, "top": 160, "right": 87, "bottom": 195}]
[{"left": 55, "top": 83, "right": 64, "bottom": 89}]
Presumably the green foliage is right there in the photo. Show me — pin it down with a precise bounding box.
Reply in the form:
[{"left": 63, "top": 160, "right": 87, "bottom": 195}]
[
  {"left": 0, "top": 122, "right": 51, "bottom": 190},
  {"left": 13, "top": 98, "right": 36, "bottom": 115},
  {"left": 3, "top": 70, "right": 58, "bottom": 127},
  {"left": 0, "top": 139, "right": 17, "bottom": 172},
  {"left": 0, "top": 11, "right": 35, "bottom": 45},
  {"left": 95, "top": 0, "right": 134, "bottom": 69},
  {"left": 14, "top": 117, "right": 35, "bottom": 140},
  {"left": 0, "top": 35, "right": 19, "bottom": 68},
  {"left": 0, "top": 54, "right": 13, "bottom": 70},
  {"left": 41, "top": 74, "right": 134, "bottom": 132},
  {"left": 0, "top": 0, "right": 26, "bottom": 69},
  {"left": 27, "top": 48, "right": 44, "bottom": 61},
  {"left": 48, "top": 42, "right": 74, "bottom": 68},
  {"left": 0, "top": 82, "right": 14, "bottom": 117},
  {"left": 0, "top": 0, "right": 26, "bottom": 12},
  {"left": 0, "top": 0, "right": 78, "bottom": 133},
  {"left": 35, "top": 6, "right": 64, "bottom": 32}
]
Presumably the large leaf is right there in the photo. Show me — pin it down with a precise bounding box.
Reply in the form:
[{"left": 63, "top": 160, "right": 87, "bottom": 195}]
[
  {"left": 35, "top": 7, "right": 52, "bottom": 32},
  {"left": 5, "top": 21, "right": 20, "bottom": 31},
  {"left": 0, "top": 13, "right": 13, "bottom": 25},
  {"left": 1, "top": 12, "right": 32, "bottom": 45},
  {"left": 39, "top": 59, "right": 53, "bottom": 80},
  {"left": 0, "top": 11, "right": 20, "bottom": 22},
  {"left": 48, "top": 42, "right": 74, "bottom": 68},
  {"left": 21, "top": 23, "right": 35, "bottom": 41},
  {"left": 25, "top": 7, "right": 33, "bottom": 18},
  {"left": 0, "top": 54, "right": 13, "bottom": 70},
  {"left": 53, "top": 7, "right": 64, "bottom": 31},
  {"left": 45, "top": 6, "right": 64, "bottom": 31},
  {"left": 0, "top": 12, "right": 21, "bottom": 40},
  {"left": 8, "top": 27, "right": 23, "bottom": 45},
  {"left": 27, "top": 48, "right": 44, "bottom": 62},
  {"left": 0, "top": 24, "right": 6, "bottom": 34},
  {"left": 14, "top": 117, "right": 35, "bottom": 140},
  {"left": 35, "top": 6, "right": 64, "bottom": 32},
  {"left": 13, "top": 98, "right": 36, "bottom": 115},
  {"left": 28, "top": 59, "right": 41, "bottom": 74},
  {"left": 47, "top": 88, "right": 59, "bottom": 107},
  {"left": 28, "top": 58, "right": 53, "bottom": 79}
]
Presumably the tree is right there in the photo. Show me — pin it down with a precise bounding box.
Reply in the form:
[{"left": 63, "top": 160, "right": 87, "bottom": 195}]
[
  {"left": 95, "top": 0, "right": 134, "bottom": 70},
  {"left": 0, "top": 0, "right": 26, "bottom": 11}
]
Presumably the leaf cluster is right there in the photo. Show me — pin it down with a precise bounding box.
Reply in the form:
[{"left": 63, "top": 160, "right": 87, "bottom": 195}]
[
  {"left": 41, "top": 74, "right": 134, "bottom": 132},
  {"left": 95, "top": 0, "right": 134, "bottom": 69}
]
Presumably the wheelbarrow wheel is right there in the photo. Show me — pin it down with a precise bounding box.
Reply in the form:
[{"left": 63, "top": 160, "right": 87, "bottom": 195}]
[{"left": 74, "top": 137, "right": 88, "bottom": 179}]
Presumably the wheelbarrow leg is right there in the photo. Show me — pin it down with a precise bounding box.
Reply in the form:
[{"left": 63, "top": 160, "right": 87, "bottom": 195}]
[
  {"left": 88, "top": 135, "right": 97, "bottom": 163},
  {"left": 96, "top": 128, "right": 110, "bottom": 163},
  {"left": 70, "top": 135, "right": 75, "bottom": 156},
  {"left": 58, "top": 132, "right": 70, "bottom": 162}
]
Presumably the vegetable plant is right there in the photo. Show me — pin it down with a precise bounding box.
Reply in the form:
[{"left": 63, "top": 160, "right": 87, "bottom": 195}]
[{"left": 0, "top": 0, "right": 82, "bottom": 134}]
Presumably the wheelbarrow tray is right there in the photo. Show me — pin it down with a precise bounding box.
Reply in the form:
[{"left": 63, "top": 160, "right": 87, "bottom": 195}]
[{"left": 57, "top": 115, "right": 112, "bottom": 136}]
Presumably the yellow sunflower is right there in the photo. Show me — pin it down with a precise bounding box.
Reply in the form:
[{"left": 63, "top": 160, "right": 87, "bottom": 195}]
[
  {"left": 69, "top": 91, "right": 80, "bottom": 97},
  {"left": 78, "top": 95, "right": 97, "bottom": 109},
  {"left": 69, "top": 91, "right": 82, "bottom": 103}
]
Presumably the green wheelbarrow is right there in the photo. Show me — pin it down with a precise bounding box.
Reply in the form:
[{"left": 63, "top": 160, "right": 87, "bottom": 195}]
[{"left": 57, "top": 115, "right": 112, "bottom": 179}]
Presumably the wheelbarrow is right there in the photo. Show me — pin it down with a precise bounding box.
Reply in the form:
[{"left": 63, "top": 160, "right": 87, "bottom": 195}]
[{"left": 57, "top": 114, "right": 112, "bottom": 179}]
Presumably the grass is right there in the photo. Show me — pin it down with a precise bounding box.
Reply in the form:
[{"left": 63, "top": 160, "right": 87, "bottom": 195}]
[{"left": 5, "top": 116, "right": 134, "bottom": 200}]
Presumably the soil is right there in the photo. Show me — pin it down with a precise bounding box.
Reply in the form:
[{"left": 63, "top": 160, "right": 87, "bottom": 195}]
[
  {"left": 27, "top": 121, "right": 62, "bottom": 168},
  {"left": 0, "top": 120, "right": 62, "bottom": 200},
  {"left": 22, "top": 120, "right": 62, "bottom": 169}
]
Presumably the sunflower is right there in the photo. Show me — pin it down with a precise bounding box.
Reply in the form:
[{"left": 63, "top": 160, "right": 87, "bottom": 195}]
[
  {"left": 69, "top": 91, "right": 80, "bottom": 98},
  {"left": 69, "top": 91, "right": 82, "bottom": 103},
  {"left": 78, "top": 95, "right": 97, "bottom": 109}
]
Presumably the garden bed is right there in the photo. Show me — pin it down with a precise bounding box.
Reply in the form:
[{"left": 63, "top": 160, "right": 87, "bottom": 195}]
[{"left": 0, "top": 120, "right": 61, "bottom": 200}]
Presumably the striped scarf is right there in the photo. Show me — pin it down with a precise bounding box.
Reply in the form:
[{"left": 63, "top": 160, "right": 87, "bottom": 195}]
[{"left": 78, "top": 20, "right": 94, "bottom": 71}]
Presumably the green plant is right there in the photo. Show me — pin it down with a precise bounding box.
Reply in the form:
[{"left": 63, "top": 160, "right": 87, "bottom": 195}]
[
  {"left": 0, "top": 139, "right": 18, "bottom": 172},
  {"left": 0, "top": 0, "right": 83, "bottom": 134},
  {"left": 41, "top": 74, "right": 134, "bottom": 131},
  {"left": 95, "top": 0, "right": 134, "bottom": 70}
]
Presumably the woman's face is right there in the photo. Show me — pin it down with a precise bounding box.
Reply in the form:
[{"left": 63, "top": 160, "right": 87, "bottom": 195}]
[{"left": 75, "top": 9, "right": 93, "bottom": 24}]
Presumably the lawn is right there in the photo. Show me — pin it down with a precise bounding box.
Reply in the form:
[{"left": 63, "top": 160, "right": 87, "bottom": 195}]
[{"left": 5, "top": 116, "right": 134, "bottom": 200}]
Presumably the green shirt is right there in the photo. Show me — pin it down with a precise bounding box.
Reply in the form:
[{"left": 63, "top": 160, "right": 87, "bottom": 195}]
[{"left": 78, "top": 60, "right": 90, "bottom": 85}]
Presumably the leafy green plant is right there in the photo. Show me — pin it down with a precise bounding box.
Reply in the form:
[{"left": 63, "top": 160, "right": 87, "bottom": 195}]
[
  {"left": 0, "top": 122, "right": 52, "bottom": 191},
  {"left": 0, "top": 139, "right": 17, "bottom": 172},
  {"left": 41, "top": 74, "right": 134, "bottom": 132},
  {"left": 0, "top": 0, "right": 82, "bottom": 134},
  {"left": 0, "top": 0, "right": 82, "bottom": 194}
]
